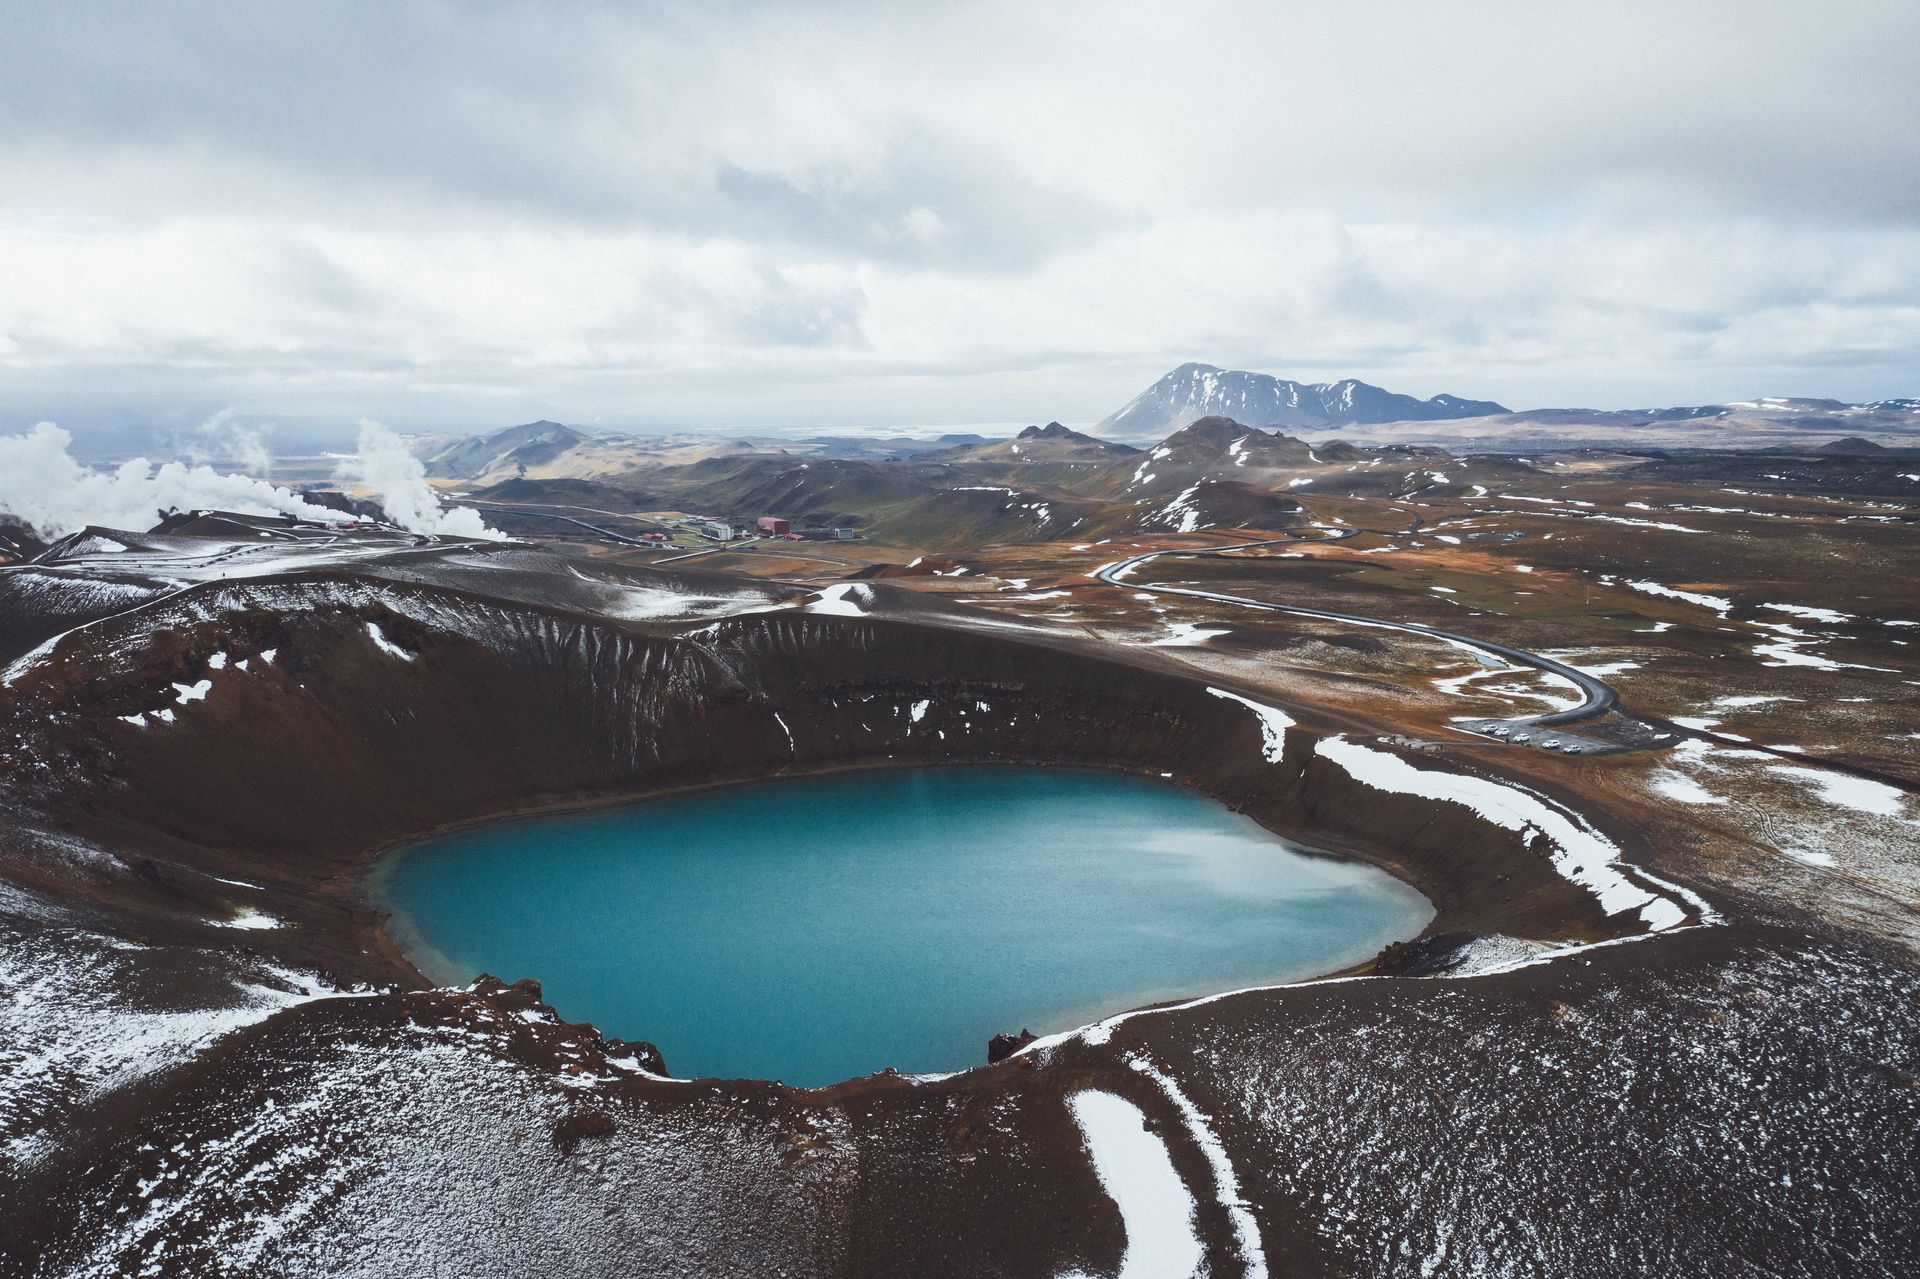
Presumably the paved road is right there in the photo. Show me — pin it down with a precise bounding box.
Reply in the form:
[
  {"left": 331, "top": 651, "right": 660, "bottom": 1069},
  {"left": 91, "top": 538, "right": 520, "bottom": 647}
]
[
  {"left": 1091, "top": 526, "right": 1628, "bottom": 752},
  {"left": 462, "top": 502, "right": 665, "bottom": 548},
  {"left": 462, "top": 503, "right": 872, "bottom": 569},
  {"left": 466, "top": 500, "right": 669, "bottom": 527},
  {"left": 654, "top": 542, "right": 748, "bottom": 564}
]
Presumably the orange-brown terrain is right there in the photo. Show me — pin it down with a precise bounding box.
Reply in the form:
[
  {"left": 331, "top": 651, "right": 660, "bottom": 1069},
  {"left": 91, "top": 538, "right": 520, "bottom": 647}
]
[{"left": 2, "top": 417, "right": 1916, "bottom": 1276}]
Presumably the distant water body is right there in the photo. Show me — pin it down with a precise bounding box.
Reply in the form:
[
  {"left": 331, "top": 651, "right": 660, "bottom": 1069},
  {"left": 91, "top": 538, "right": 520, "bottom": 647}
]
[{"left": 374, "top": 767, "right": 1431, "bottom": 1086}]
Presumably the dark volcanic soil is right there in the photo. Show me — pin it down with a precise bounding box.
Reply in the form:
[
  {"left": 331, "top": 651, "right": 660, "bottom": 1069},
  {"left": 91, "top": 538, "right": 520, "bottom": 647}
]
[{"left": 1, "top": 524, "right": 1914, "bottom": 1277}]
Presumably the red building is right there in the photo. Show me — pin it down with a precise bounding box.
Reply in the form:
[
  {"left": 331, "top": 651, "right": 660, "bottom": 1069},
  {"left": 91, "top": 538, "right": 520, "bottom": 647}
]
[{"left": 755, "top": 516, "right": 790, "bottom": 537}]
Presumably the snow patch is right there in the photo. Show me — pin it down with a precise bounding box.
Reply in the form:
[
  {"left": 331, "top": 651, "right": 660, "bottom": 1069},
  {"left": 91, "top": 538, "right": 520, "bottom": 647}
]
[
  {"left": 1783, "top": 848, "right": 1837, "bottom": 868},
  {"left": 600, "top": 584, "right": 771, "bottom": 622},
  {"left": 1651, "top": 773, "right": 1728, "bottom": 806},
  {"left": 1065, "top": 1089, "right": 1204, "bottom": 1279},
  {"left": 1150, "top": 621, "right": 1228, "bottom": 647},
  {"left": 1315, "top": 736, "right": 1692, "bottom": 930},
  {"left": 807, "top": 583, "right": 873, "bottom": 617},
  {"left": 1766, "top": 766, "right": 1909, "bottom": 818},
  {"left": 1125, "top": 1056, "right": 1269, "bottom": 1279},
  {"left": 364, "top": 622, "right": 415, "bottom": 662},
  {"left": 1762, "top": 602, "right": 1852, "bottom": 624},
  {"left": 212, "top": 909, "right": 285, "bottom": 931},
  {"left": 1625, "top": 580, "right": 1732, "bottom": 616},
  {"left": 1207, "top": 688, "right": 1291, "bottom": 762}
]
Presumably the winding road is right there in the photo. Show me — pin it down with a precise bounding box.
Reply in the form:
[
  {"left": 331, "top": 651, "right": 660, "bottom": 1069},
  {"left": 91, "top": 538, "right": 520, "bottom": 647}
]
[
  {"left": 1091, "top": 526, "right": 1635, "bottom": 753},
  {"left": 462, "top": 501, "right": 668, "bottom": 547}
]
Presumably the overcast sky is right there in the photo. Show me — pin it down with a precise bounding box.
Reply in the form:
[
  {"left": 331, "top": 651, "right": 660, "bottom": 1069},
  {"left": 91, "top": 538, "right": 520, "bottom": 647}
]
[{"left": 3, "top": 0, "right": 1917, "bottom": 440}]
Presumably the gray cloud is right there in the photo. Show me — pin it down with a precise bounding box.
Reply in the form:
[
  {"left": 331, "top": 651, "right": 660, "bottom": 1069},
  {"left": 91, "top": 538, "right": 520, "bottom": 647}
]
[
  {"left": 1, "top": 0, "right": 1916, "bottom": 435},
  {"left": 9, "top": 1, "right": 1913, "bottom": 224}
]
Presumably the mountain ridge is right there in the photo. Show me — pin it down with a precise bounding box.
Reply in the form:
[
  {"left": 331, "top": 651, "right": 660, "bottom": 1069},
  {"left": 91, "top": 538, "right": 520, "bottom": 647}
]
[
  {"left": 425, "top": 420, "right": 589, "bottom": 480},
  {"left": 1096, "top": 363, "right": 1508, "bottom": 437}
]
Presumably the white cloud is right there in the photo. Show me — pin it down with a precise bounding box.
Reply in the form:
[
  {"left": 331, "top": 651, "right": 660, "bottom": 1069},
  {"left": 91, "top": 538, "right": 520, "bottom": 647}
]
[{"left": 0, "top": 0, "right": 1915, "bottom": 430}]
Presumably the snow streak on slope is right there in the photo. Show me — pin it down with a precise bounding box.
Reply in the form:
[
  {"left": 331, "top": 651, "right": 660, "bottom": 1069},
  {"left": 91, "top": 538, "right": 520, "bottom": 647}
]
[
  {"left": 1207, "top": 687, "right": 1292, "bottom": 762},
  {"left": 1125, "top": 1055, "right": 1269, "bottom": 1279},
  {"left": 1064, "top": 1089, "right": 1203, "bottom": 1279},
  {"left": 0, "top": 924, "right": 345, "bottom": 1169},
  {"left": 1314, "top": 736, "right": 1698, "bottom": 931}
]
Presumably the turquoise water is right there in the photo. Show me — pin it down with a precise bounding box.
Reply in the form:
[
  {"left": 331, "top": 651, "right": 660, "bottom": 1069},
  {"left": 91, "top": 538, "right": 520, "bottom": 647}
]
[{"left": 374, "top": 767, "right": 1431, "bottom": 1086}]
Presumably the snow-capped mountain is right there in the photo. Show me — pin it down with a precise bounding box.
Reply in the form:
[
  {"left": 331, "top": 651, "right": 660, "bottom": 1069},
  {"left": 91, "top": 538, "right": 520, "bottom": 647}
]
[{"left": 1095, "top": 363, "right": 1508, "bottom": 438}]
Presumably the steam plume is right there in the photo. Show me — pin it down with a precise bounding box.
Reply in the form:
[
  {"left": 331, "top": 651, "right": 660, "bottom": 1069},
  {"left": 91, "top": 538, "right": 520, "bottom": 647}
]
[
  {"left": 0, "top": 421, "right": 347, "bottom": 537},
  {"left": 0, "top": 417, "right": 501, "bottom": 541},
  {"left": 334, "top": 419, "right": 500, "bottom": 540},
  {"left": 171, "top": 407, "right": 273, "bottom": 476}
]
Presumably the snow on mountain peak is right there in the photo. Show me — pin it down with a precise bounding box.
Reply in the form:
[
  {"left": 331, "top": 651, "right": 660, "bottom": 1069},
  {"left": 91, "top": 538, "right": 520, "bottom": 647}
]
[{"left": 1095, "top": 365, "right": 1508, "bottom": 438}]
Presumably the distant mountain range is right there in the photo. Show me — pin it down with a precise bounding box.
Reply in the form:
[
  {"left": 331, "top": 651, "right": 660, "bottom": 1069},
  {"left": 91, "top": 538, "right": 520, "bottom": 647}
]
[
  {"left": 415, "top": 402, "right": 1920, "bottom": 554},
  {"left": 1095, "top": 363, "right": 1508, "bottom": 437},
  {"left": 1092, "top": 364, "right": 1920, "bottom": 442},
  {"left": 421, "top": 374, "right": 1920, "bottom": 503}
]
